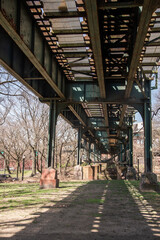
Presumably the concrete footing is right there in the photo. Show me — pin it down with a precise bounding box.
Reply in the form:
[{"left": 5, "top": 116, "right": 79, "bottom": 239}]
[
  {"left": 40, "top": 168, "right": 59, "bottom": 188},
  {"left": 83, "top": 165, "right": 94, "bottom": 180},
  {"left": 126, "top": 166, "right": 136, "bottom": 180},
  {"left": 74, "top": 165, "right": 83, "bottom": 180},
  {"left": 140, "top": 172, "right": 159, "bottom": 192},
  {"left": 83, "top": 165, "right": 99, "bottom": 180}
]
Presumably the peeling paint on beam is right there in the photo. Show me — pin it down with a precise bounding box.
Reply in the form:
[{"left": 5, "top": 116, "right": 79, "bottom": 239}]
[{"left": 0, "top": 11, "right": 65, "bottom": 99}]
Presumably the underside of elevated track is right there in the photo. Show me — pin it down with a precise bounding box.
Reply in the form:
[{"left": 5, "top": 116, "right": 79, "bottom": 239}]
[{"left": 0, "top": 0, "right": 160, "bottom": 177}]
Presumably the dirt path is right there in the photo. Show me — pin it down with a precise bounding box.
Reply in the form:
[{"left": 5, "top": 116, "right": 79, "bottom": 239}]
[{"left": 0, "top": 180, "right": 160, "bottom": 240}]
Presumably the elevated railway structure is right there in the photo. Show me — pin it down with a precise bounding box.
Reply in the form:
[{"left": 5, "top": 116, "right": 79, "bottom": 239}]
[{"left": 0, "top": 0, "right": 160, "bottom": 180}]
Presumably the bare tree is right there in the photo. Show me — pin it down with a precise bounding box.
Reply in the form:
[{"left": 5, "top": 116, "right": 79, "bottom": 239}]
[
  {"left": 55, "top": 117, "right": 77, "bottom": 176},
  {"left": 0, "top": 66, "right": 79, "bottom": 180},
  {"left": 0, "top": 121, "right": 28, "bottom": 178},
  {"left": 14, "top": 93, "right": 49, "bottom": 175},
  {"left": 0, "top": 66, "right": 49, "bottom": 176},
  {"left": 0, "top": 66, "right": 25, "bottom": 125}
]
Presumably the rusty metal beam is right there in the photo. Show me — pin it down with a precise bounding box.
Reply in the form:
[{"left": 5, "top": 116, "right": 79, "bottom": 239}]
[{"left": 98, "top": 0, "right": 144, "bottom": 9}]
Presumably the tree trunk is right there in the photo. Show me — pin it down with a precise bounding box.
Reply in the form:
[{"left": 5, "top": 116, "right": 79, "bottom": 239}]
[
  {"left": 6, "top": 160, "right": 11, "bottom": 174},
  {"left": 40, "top": 154, "right": 43, "bottom": 173},
  {"left": 36, "top": 157, "right": 40, "bottom": 173},
  {"left": 55, "top": 142, "right": 58, "bottom": 169},
  {"left": 40, "top": 158, "right": 42, "bottom": 173},
  {"left": 59, "top": 143, "right": 63, "bottom": 174},
  {"left": 65, "top": 146, "right": 77, "bottom": 171},
  {"left": 32, "top": 150, "right": 36, "bottom": 176},
  {"left": 22, "top": 157, "right": 25, "bottom": 181},
  {"left": 3, "top": 158, "right": 6, "bottom": 174},
  {"left": 16, "top": 161, "right": 19, "bottom": 179}
]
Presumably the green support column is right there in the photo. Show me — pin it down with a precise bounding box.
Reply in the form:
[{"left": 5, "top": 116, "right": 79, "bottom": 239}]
[
  {"left": 77, "top": 127, "right": 82, "bottom": 165},
  {"left": 83, "top": 139, "right": 87, "bottom": 162},
  {"left": 47, "top": 100, "right": 57, "bottom": 168},
  {"left": 144, "top": 100, "right": 152, "bottom": 173},
  {"left": 129, "top": 118, "right": 133, "bottom": 167},
  {"left": 120, "top": 144, "right": 123, "bottom": 162},
  {"left": 95, "top": 146, "right": 98, "bottom": 162},
  {"left": 98, "top": 150, "right": 101, "bottom": 162},
  {"left": 139, "top": 80, "right": 158, "bottom": 191},
  {"left": 123, "top": 143, "right": 126, "bottom": 163},
  {"left": 93, "top": 144, "right": 96, "bottom": 162},
  {"left": 87, "top": 141, "right": 91, "bottom": 162},
  {"left": 118, "top": 150, "right": 120, "bottom": 163}
]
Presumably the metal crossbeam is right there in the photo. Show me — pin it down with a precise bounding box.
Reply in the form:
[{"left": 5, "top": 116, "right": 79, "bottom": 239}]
[
  {"left": 119, "top": 0, "right": 159, "bottom": 128},
  {"left": 45, "top": 11, "right": 86, "bottom": 18},
  {"left": 98, "top": 0, "right": 144, "bottom": 9}
]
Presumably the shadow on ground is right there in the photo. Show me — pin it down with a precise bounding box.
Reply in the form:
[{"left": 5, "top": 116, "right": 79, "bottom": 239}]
[{"left": 0, "top": 180, "right": 160, "bottom": 240}]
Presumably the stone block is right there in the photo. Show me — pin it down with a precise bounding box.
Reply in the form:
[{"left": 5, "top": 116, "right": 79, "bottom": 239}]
[
  {"left": 140, "top": 172, "right": 159, "bottom": 192},
  {"left": 40, "top": 168, "right": 59, "bottom": 189}
]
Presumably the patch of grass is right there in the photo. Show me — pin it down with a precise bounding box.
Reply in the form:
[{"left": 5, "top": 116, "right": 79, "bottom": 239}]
[
  {"left": 86, "top": 198, "right": 105, "bottom": 204},
  {"left": 60, "top": 181, "right": 88, "bottom": 185},
  {"left": 88, "top": 180, "right": 108, "bottom": 185},
  {"left": 22, "top": 198, "right": 48, "bottom": 206}
]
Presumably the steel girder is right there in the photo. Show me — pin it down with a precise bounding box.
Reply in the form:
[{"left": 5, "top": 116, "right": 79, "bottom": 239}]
[{"left": 0, "top": 0, "right": 159, "bottom": 165}]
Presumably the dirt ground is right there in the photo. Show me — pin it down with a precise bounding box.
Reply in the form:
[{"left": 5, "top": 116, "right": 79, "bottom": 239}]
[{"left": 0, "top": 180, "right": 160, "bottom": 240}]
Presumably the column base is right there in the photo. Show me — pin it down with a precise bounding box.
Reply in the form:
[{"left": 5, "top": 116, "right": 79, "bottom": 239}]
[
  {"left": 126, "top": 166, "right": 136, "bottom": 180},
  {"left": 83, "top": 165, "right": 94, "bottom": 180},
  {"left": 74, "top": 165, "right": 83, "bottom": 180},
  {"left": 140, "top": 172, "right": 159, "bottom": 192},
  {"left": 40, "top": 168, "right": 59, "bottom": 189}
]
